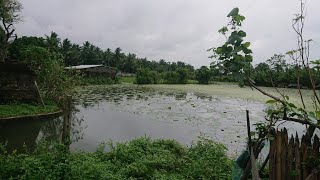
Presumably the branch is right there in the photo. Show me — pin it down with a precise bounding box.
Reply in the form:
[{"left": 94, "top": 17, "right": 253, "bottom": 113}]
[
  {"left": 247, "top": 78, "right": 286, "bottom": 105},
  {"left": 282, "top": 117, "right": 320, "bottom": 129},
  {"left": 2, "top": 19, "right": 15, "bottom": 42}
]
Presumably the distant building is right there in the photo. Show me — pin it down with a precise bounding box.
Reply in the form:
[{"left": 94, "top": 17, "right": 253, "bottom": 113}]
[{"left": 65, "top": 65, "right": 118, "bottom": 78}]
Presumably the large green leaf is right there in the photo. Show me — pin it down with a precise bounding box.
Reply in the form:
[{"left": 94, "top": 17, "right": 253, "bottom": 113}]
[
  {"left": 238, "top": 30, "right": 247, "bottom": 37},
  {"left": 234, "top": 15, "right": 245, "bottom": 24},
  {"left": 245, "top": 55, "right": 253, "bottom": 62},
  {"left": 243, "top": 42, "right": 251, "bottom": 48},
  {"left": 242, "top": 45, "right": 252, "bottom": 54},
  {"left": 227, "top": 8, "right": 239, "bottom": 17}
]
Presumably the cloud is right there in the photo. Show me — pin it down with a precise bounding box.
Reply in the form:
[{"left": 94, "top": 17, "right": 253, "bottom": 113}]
[{"left": 15, "top": 0, "right": 320, "bottom": 67}]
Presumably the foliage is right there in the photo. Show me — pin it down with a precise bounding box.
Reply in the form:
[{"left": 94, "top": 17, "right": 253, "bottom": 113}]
[
  {"left": 209, "top": 7, "right": 253, "bottom": 87},
  {"left": 163, "top": 71, "right": 179, "bottom": 84},
  {"left": 8, "top": 33, "right": 196, "bottom": 76},
  {"left": 163, "top": 68, "right": 189, "bottom": 84},
  {"left": 0, "top": 0, "right": 22, "bottom": 62},
  {"left": 136, "top": 68, "right": 159, "bottom": 84},
  {"left": 0, "top": 137, "right": 232, "bottom": 179},
  {"left": 81, "top": 76, "right": 117, "bottom": 85},
  {"left": 195, "top": 66, "right": 211, "bottom": 84},
  {"left": 19, "top": 45, "right": 79, "bottom": 102},
  {"left": 208, "top": 6, "right": 320, "bottom": 178},
  {"left": 119, "top": 76, "right": 136, "bottom": 84},
  {"left": 0, "top": 101, "right": 59, "bottom": 118},
  {"left": 175, "top": 67, "right": 189, "bottom": 84}
]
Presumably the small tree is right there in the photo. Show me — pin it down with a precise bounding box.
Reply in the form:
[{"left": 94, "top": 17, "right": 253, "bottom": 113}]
[
  {"left": 0, "top": 0, "right": 22, "bottom": 62},
  {"left": 136, "top": 68, "right": 159, "bottom": 84},
  {"left": 210, "top": 3, "right": 320, "bottom": 178},
  {"left": 164, "top": 71, "right": 179, "bottom": 84},
  {"left": 196, "top": 66, "right": 211, "bottom": 84},
  {"left": 176, "top": 67, "right": 188, "bottom": 84}
]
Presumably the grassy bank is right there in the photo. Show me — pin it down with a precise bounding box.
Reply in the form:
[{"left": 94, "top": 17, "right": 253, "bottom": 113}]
[
  {"left": 0, "top": 137, "right": 232, "bottom": 179},
  {"left": 119, "top": 76, "right": 136, "bottom": 84},
  {"left": 0, "top": 101, "right": 60, "bottom": 118}
]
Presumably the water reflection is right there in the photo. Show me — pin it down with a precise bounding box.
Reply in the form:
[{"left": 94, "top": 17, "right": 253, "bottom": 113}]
[
  {"left": 0, "top": 120, "right": 42, "bottom": 152},
  {"left": 0, "top": 85, "right": 268, "bottom": 154},
  {"left": 0, "top": 104, "right": 84, "bottom": 152},
  {"left": 71, "top": 85, "right": 267, "bottom": 154}
]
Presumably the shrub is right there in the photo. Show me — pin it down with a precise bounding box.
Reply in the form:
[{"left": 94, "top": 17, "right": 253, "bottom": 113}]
[
  {"left": 0, "top": 138, "right": 232, "bottom": 179},
  {"left": 175, "top": 68, "right": 188, "bottom": 84},
  {"left": 164, "top": 71, "right": 180, "bottom": 84},
  {"left": 196, "top": 66, "right": 211, "bottom": 84},
  {"left": 136, "top": 68, "right": 159, "bottom": 84},
  {"left": 20, "top": 46, "right": 79, "bottom": 102}
]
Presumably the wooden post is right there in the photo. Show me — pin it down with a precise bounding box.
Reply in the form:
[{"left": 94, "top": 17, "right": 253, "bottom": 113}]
[
  {"left": 34, "top": 81, "right": 46, "bottom": 108},
  {"left": 62, "top": 95, "right": 72, "bottom": 147},
  {"left": 270, "top": 131, "right": 275, "bottom": 180},
  {"left": 241, "top": 110, "right": 260, "bottom": 180},
  {"left": 281, "top": 129, "right": 288, "bottom": 180},
  {"left": 301, "top": 135, "right": 309, "bottom": 179},
  {"left": 276, "top": 131, "right": 282, "bottom": 180},
  {"left": 287, "top": 135, "right": 294, "bottom": 180},
  {"left": 294, "top": 133, "right": 301, "bottom": 180}
]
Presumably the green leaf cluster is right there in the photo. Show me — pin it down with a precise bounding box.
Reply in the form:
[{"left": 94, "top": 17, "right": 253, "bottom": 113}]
[
  {"left": 210, "top": 8, "right": 253, "bottom": 87},
  {"left": 0, "top": 137, "right": 232, "bottom": 179}
]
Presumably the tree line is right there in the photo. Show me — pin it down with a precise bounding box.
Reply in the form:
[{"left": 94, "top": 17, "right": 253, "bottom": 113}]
[
  {"left": 6, "top": 32, "right": 320, "bottom": 86},
  {"left": 2, "top": 0, "right": 319, "bottom": 87},
  {"left": 7, "top": 32, "right": 194, "bottom": 74}
]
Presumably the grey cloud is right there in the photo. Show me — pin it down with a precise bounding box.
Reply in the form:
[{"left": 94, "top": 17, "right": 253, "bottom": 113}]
[{"left": 16, "top": 0, "right": 320, "bottom": 67}]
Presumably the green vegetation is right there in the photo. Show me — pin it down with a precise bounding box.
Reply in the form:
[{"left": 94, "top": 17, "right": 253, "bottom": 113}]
[
  {"left": 146, "top": 84, "right": 316, "bottom": 110},
  {"left": 0, "top": 101, "right": 60, "bottom": 118},
  {"left": 0, "top": 137, "right": 232, "bottom": 179},
  {"left": 196, "top": 66, "right": 211, "bottom": 84},
  {"left": 8, "top": 35, "right": 196, "bottom": 78},
  {"left": 119, "top": 76, "right": 136, "bottom": 84},
  {"left": 81, "top": 76, "right": 117, "bottom": 85},
  {"left": 136, "top": 67, "right": 191, "bottom": 85},
  {"left": 0, "top": 0, "right": 22, "bottom": 63},
  {"left": 136, "top": 68, "right": 159, "bottom": 84}
]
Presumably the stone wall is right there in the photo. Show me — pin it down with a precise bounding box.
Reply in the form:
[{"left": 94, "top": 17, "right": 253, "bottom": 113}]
[{"left": 0, "top": 63, "right": 39, "bottom": 103}]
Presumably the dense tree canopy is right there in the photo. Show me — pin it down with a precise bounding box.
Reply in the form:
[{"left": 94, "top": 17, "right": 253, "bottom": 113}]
[
  {"left": 0, "top": 0, "right": 22, "bottom": 62},
  {"left": 8, "top": 32, "right": 196, "bottom": 77}
]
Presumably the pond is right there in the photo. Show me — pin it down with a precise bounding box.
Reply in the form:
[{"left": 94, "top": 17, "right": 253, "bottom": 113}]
[{"left": 0, "top": 85, "right": 311, "bottom": 155}]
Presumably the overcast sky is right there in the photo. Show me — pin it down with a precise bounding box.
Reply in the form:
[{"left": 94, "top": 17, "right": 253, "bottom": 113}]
[{"left": 16, "top": 0, "right": 320, "bottom": 68}]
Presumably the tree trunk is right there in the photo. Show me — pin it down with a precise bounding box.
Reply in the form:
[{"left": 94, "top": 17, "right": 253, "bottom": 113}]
[{"left": 0, "top": 50, "right": 5, "bottom": 63}]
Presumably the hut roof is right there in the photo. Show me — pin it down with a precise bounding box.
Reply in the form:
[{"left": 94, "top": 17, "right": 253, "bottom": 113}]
[{"left": 64, "top": 65, "right": 103, "bottom": 70}]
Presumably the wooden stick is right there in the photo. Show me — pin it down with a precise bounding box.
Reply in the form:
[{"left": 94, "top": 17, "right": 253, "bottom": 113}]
[
  {"left": 34, "top": 81, "right": 45, "bottom": 108},
  {"left": 62, "top": 95, "right": 72, "bottom": 146}
]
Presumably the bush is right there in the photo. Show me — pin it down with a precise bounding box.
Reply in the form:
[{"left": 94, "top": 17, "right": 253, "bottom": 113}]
[
  {"left": 163, "top": 68, "right": 189, "bottom": 84},
  {"left": 136, "top": 68, "right": 159, "bottom": 84},
  {"left": 175, "top": 68, "right": 188, "bottom": 84},
  {"left": 196, "top": 66, "right": 211, "bottom": 84},
  {"left": 0, "top": 138, "right": 232, "bottom": 179},
  {"left": 164, "top": 71, "right": 180, "bottom": 84},
  {"left": 20, "top": 46, "right": 79, "bottom": 102}
]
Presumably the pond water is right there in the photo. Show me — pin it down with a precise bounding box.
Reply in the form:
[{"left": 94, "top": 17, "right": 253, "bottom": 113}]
[
  {"left": 1, "top": 85, "right": 313, "bottom": 155},
  {"left": 70, "top": 85, "right": 267, "bottom": 154}
]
